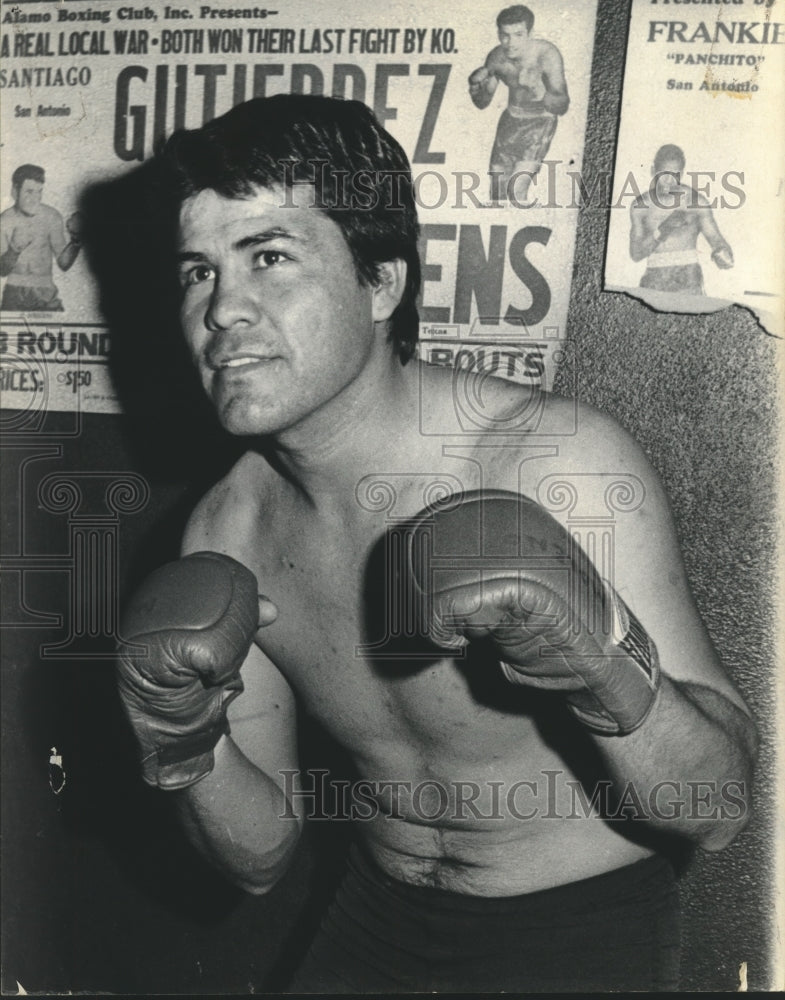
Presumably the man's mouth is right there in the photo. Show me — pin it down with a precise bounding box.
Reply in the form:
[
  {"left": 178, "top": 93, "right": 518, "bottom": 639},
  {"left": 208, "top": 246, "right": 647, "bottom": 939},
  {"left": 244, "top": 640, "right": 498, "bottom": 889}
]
[
  {"left": 208, "top": 353, "right": 279, "bottom": 372},
  {"left": 223, "top": 357, "right": 264, "bottom": 368}
]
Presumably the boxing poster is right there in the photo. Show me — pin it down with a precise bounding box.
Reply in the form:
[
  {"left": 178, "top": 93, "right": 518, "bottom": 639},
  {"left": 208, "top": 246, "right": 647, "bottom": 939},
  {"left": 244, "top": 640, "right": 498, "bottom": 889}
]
[
  {"left": 603, "top": 0, "right": 785, "bottom": 337},
  {"left": 0, "top": 0, "right": 597, "bottom": 415}
]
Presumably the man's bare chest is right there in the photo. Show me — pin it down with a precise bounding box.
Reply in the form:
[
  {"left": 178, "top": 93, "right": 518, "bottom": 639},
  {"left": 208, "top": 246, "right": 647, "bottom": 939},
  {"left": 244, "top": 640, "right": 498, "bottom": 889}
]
[{"left": 247, "top": 508, "right": 545, "bottom": 763}]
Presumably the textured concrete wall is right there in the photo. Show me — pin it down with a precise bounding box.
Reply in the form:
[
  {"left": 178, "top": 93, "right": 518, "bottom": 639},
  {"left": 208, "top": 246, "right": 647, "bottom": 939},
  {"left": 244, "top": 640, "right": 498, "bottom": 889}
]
[{"left": 554, "top": 1, "right": 780, "bottom": 989}]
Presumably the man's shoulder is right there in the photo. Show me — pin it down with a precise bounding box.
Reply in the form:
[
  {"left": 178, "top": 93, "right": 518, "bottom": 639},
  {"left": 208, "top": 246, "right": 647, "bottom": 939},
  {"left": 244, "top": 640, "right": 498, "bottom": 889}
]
[
  {"left": 39, "top": 203, "right": 63, "bottom": 224},
  {"left": 534, "top": 38, "right": 564, "bottom": 60},
  {"left": 497, "top": 397, "right": 658, "bottom": 508},
  {"left": 425, "top": 376, "right": 657, "bottom": 498},
  {"left": 556, "top": 399, "right": 650, "bottom": 470},
  {"left": 182, "top": 450, "right": 275, "bottom": 556},
  {"left": 418, "top": 364, "right": 639, "bottom": 457}
]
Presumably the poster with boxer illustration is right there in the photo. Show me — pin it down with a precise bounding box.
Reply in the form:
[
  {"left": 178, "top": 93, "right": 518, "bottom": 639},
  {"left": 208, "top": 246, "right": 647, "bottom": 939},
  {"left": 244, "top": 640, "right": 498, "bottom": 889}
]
[
  {"left": 0, "top": 0, "right": 597, "bottom": 415},
  {"left": 603, "top": 0, "right": 784, "bottom": 337}
]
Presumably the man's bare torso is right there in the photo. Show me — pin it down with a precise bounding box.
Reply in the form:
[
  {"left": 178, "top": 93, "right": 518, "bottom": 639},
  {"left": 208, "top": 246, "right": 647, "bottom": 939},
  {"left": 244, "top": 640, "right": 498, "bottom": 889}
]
[
  {"left": 205, "top": 365, "right": 655, "bottom": 896},
  {"left": 487, "top": 40, "right": 558, "bottom": 113},
  {"left": 636, "top": 186, "right": 707, "bottom": 254},
  {"left": 0, "top": 204, "right": 60, "bottom": 281}
]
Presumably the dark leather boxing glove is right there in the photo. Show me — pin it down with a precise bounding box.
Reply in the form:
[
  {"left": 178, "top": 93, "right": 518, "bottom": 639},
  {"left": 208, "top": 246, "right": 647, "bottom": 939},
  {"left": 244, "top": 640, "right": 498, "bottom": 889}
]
[
  {"left": 468, "top": 66, "right": 491, "bottom": 91},
  {"left": 656, "top": 209, "right": 690, "bottom": 242},
  {"left": 117, "top": 551, "right": 259, "bottom": 789},
  {"left": 407, "top": 491, "right": 660, "bottom": 735}
]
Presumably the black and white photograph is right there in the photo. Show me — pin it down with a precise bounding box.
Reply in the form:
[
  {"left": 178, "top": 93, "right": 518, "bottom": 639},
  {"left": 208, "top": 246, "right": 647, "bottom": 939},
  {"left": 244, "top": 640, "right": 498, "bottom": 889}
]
[{"left": 1, "top": 0, "right": 782, "bottom": 994}]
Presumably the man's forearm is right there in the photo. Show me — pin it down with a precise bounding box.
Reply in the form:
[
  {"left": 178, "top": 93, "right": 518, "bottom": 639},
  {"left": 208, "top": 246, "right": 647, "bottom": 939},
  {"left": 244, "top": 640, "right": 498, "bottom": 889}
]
[
  {"left": 630, "top": 230, "right": 660, "bottom": 262},
  {"left": 173, "top": 735, "right": 301, "bottom": 894},
  {"left": 57, "top": 241, "right": 80, "bottom": 271},
  {"left": 594, "top": 677, "right": 758, "bottom": 849}
]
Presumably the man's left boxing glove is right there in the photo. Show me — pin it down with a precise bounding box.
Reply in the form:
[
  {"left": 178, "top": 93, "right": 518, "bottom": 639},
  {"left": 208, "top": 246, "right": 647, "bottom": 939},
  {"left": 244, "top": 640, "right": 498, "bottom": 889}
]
[
  {"left": 117, "top": 551, "right": 259, "bottom": 790},
  {"left": 407, "top": 491, "right": 661, "bottom": 736}
]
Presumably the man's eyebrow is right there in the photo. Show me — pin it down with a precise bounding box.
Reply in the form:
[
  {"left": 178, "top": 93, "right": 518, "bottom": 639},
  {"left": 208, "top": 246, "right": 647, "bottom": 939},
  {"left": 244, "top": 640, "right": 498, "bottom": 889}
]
[
  {"left": 177, "top": 228, "right": 297, "bottom": 263},
  {"left": 233, "top": 227, "right": 297, "bottom": 251}
]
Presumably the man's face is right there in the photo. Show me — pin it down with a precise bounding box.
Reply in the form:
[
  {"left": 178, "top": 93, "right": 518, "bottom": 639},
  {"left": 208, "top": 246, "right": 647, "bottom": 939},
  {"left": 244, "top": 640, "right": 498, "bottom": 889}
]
[
  {"left": 14, "top": 179, "right": 44, "bottom": 216},
  {"left": 653, "top": 159, "right": 683, "bottom": 200},
  {"left": 177, "top": 183, "right": 381, "bottom": 438},
  {"left": 498, "top": 21, "right": 530, "bottom": 57}
]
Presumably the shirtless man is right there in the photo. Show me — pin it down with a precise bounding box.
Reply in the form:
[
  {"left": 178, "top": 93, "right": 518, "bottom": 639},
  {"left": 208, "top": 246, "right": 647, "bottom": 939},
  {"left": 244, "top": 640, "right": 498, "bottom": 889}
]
[
  {"left": 0, "top": 164, "right": 82, "bottom": 312},
  {"left": 469, "top": 5, "right": 569, "bottom": 203},
  {"left": 630, "top": 144, "right": 734, "bottom": 296},
  {"left": 117, "top": 96, "right": 757, "bottom": 993}
]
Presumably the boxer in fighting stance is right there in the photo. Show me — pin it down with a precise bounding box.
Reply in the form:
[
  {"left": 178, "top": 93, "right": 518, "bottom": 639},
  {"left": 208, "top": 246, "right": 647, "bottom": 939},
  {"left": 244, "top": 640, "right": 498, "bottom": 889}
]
[
  {"left": 118, "top": 97, "right": 757, "bottom": 992},
  {"left": 468, "top": 5, "right": 569, "bottom": 202},
  {"left": 630, "top": 144, "right": 734, "bottom": 295},
  {"left": 0, "top": 164, "right": 82, "bottom": 312}
]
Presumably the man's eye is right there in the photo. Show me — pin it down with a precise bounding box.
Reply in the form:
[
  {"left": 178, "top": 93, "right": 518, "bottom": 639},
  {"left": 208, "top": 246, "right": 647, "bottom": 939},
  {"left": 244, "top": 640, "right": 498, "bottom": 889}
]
[
  {"left": 254, "top": 250, "right": 288, "bottom": 269},
  {"left": 182, "top": 264, "right": 215, "bottom": 287}
]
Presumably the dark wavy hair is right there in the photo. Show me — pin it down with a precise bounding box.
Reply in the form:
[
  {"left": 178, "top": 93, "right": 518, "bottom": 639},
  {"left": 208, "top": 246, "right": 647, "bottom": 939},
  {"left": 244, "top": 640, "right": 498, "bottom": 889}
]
[
  {"left": 157, "top": 95, "right": 421, "bottom": 364},
  {"left": 653, "top": 144, "right": 686, "bottom": 173},
  {"left": 497, "top": 5, "right": 534, "bottom": 31},
  {"left": 12, "top": 164, "right": 45, "bottom": 190}
]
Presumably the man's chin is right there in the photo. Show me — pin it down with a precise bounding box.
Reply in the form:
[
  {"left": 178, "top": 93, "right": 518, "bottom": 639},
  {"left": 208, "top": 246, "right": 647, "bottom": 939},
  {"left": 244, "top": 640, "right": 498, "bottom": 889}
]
[
  {"left": 215, "top": 399, "right": 282, "bottom": 438},
  {"left": 219, "top": 412, "right": 275, "bottom": 438}
]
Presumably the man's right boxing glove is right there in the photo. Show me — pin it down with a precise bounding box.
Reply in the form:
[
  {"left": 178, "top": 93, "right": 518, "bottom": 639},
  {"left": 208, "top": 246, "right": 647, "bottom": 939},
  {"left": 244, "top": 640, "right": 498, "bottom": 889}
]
[
  {"left": 711, "top": 245, "right": 734, "bottom": 269},
  {"left": 117, "top": 551, "right": 259, "bottom": 790},
  {"left": 407, "top": 491, "right": 661, "bottom": 736},
  {"left": 469, "top": 67, "right": 491, "bottom": 95}
]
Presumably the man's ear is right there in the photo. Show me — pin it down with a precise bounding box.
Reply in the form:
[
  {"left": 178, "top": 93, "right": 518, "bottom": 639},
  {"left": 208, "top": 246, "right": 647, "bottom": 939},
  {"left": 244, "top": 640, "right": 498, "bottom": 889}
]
[{"left": 371, "top": 259, "right": 407, "bottom": 323}]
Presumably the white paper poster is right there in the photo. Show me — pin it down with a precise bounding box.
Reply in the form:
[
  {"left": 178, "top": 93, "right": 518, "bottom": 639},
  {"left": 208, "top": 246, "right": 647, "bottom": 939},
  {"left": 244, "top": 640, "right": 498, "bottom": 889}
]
[
  {"left": 1, "top": 0, "right": 598, "bottom": 414},
  {"left": 604, "top": 0, "right": 784, "bottom": 337}
]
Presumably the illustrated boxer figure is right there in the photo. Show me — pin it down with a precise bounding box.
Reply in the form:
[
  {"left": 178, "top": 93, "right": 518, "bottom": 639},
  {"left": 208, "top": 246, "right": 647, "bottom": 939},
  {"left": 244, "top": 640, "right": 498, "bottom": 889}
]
[
  {"left": 0, "top": 164, "right": 82, "bottom": 312},
  {"left": 117, "top": 96, "right": 757, "bottom": 993},
  {"left": 468, "top": 5, "right": 569, "bottom": 203},
  {"left": 630, "top": 144, "right": 734, "bottom": 295}
]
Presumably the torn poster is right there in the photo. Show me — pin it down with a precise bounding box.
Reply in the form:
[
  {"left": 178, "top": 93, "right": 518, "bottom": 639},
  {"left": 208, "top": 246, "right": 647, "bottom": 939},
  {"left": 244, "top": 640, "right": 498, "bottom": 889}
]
[{"left": 603, "top": 0, "right": 784, "bottom": 337}]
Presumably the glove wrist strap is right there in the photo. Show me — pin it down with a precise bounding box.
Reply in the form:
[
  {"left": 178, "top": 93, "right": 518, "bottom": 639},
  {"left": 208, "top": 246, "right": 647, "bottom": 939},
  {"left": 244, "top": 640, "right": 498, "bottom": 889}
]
[
  {"left": 156, "top": 716, "right": 231, "bottom": 766},
  {"left": 567, "top": 584, "right": 661, "bottom": 735}
]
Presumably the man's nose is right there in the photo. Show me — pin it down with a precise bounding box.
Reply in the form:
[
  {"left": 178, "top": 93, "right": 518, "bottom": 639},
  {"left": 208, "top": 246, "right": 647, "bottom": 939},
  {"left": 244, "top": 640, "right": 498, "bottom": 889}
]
[{"left": 204, "top": 275, "right": 261, "bottom": 332}]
